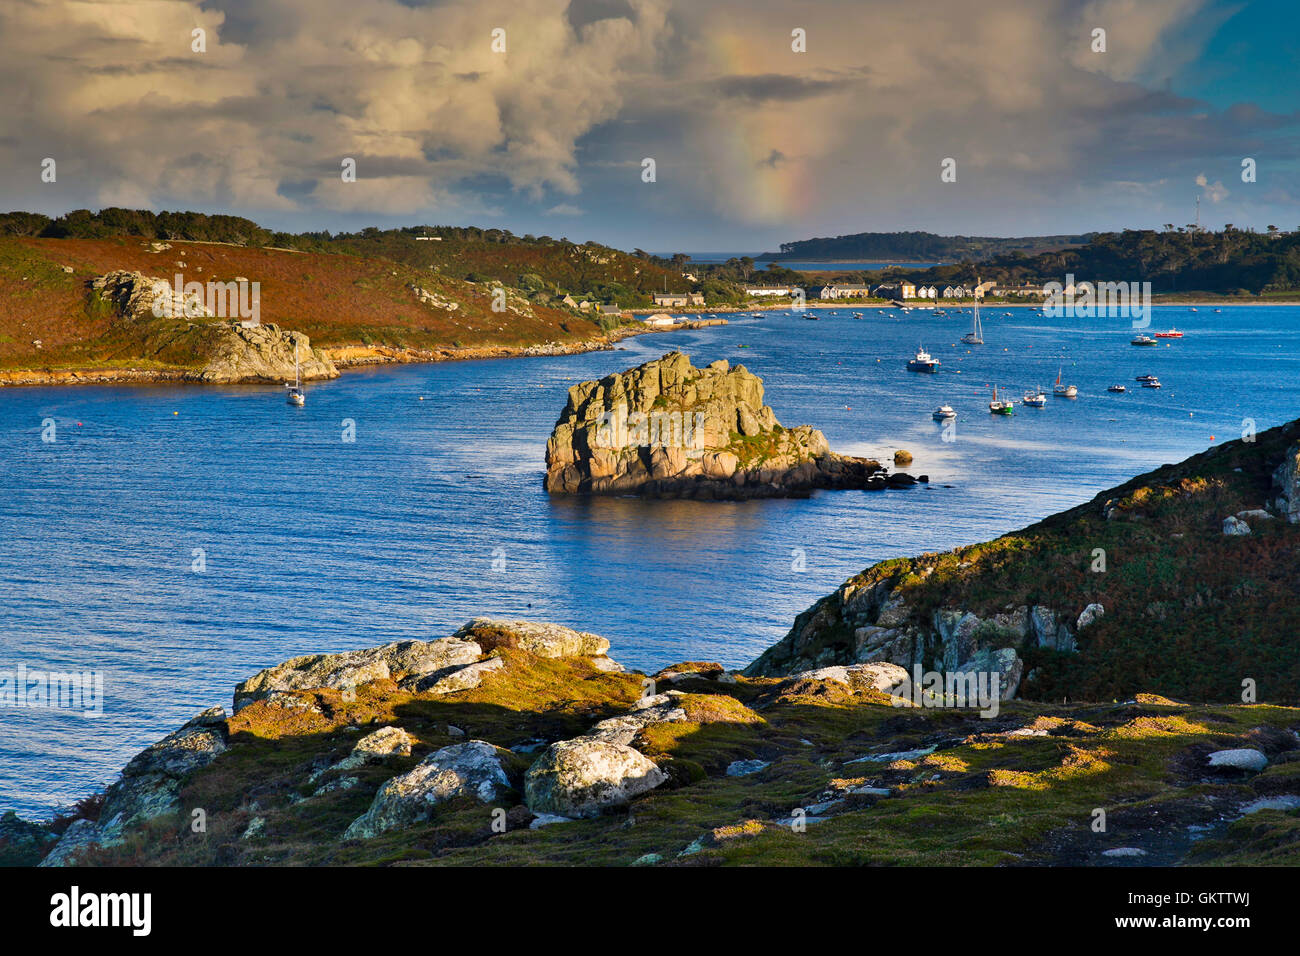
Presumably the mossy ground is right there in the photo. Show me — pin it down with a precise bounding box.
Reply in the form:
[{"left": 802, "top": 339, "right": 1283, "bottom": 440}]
[{"left": 29, "top": 649, "right": 1299, "bottom": 868}]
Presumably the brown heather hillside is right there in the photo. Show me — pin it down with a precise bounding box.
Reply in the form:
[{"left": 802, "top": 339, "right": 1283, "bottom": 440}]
[{"left": 0, "top": 237, "right": 611, "bottom": 374}]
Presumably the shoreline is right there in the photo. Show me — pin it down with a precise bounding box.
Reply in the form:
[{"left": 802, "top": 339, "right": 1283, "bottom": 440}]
[
  {"left": 673, "top": 298, "right": 1300, "bottom": 315},
  {"left": 0, "top": 325, "right": 666, "bottom": 390}
]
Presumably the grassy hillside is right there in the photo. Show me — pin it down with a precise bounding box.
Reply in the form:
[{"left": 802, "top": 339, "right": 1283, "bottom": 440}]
[
  {"left": 0, "top": 236, "right": 615, "bottom": 373},
  {"left": 0, "top": 209, "right": 740, "bottom": 311},
  {"left": 749, "top": 417, "right": 1300, "bottom": 704},
  {"left": 763, "top": 231, "right": 1094, "bottom": 261}
]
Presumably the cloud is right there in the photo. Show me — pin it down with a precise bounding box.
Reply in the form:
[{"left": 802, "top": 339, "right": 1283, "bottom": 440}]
[
  {"left": 1196, "top": 173, "right": 1229, "bottom": 202},
  {"left": 0, "top": 0, "right": 670, "bottom": 215},
  {"left": 0, "top": 0, "right": 1295, "bottom": 241}
]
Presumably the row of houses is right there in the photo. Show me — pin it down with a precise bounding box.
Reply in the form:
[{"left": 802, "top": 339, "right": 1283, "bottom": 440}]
[
  {"left": 749, "top": 280, "right": 1044, "bottom": 301},
  {"left": 815, "top": 282, "right": 992, "bottom": 300}
]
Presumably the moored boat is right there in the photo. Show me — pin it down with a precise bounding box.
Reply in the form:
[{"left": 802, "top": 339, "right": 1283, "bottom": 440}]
[
  {"left": 932, "top": 404, "right": 957, "bottom": 421},
  {"left": 989, "top": 385, "right": 1015, "bottom": 415},
  {"left": 1052, "top": 366, "right": 1077, "bottom": 398},
  {"left": 285, "top": 341, "right": 306, "bottom": 406},
  {"left": 1131, "top": 334, "right": 1157, "bottom": 346},
  {"left": 1022, "top": 388, "right": 1047, "bottom": 407},
  {"left": 961, "top": 289, "right": 984, "bottom": 345},
  {"left": 907, "top": 346, "right": 941, "bottom": 373}
]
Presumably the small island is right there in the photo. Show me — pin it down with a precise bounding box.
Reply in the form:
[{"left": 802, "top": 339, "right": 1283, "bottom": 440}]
[{"left": 544, "top": 351, "right": 897, "bottom": 499}]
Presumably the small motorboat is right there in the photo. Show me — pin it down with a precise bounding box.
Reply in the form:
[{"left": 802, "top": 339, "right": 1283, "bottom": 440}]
[
  {"left": 989, "top": 385, "right": 1015, "bottom": 415},
  {"left": 1107, "top": 384, "right": 1127, "bottom": 393},
  {"left": 932, "top": 404, "right": 957, "bottom": 421},
  {"left": 1135, "top": 374, "right": 1158, "bottom": 382},
  {"left": 1023, "top": 388, "right": 1047, "bottom": 407},
  {"left": 907, "top": 346, "right": 941, "bottom": 373},
  {"left": 1141, "top": 378, "right": 1162, "bottom": 388},
  {"left": 1131, "top": 334, "right": 1157, "bottom": 346},
  {"left": 1154, "top": 328, "right": 1183, "bottom": 338}
]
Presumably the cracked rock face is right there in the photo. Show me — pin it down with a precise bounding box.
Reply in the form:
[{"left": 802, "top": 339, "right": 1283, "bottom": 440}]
[
  {"left": 343, "top": 740, "right": 512, "bottom": 839},
  {"left": 524, "top": 738, "right": 667, "bottom": 818},
  {"left": 197, "top": 323, "right": 337, "bottom": 384},
  {"left": 544, "top": 351, "right": 879, "bottom": 499}
]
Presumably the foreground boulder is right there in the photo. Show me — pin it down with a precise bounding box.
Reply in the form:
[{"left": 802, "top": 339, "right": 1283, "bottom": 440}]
[
  {"left": 544, "top": 351, "right": 884, "bottom": 499},
  {"left": 524, "top": 739, "right": 667, "bottom": 818},
  {"left": 344, "top": 740, "right": 512, "bottom": 839}
]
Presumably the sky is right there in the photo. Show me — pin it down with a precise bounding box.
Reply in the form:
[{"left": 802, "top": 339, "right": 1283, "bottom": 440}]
[{"left": 2, "top": 0, "right": 1298, "bottom": 252}]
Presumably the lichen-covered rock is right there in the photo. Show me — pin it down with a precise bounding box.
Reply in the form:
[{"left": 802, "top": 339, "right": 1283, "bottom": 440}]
[
  {"left": 343, "top": 740, "right": 512, "bottom": 839},
  {"left": 40, "top": 707, "right": 229, "bottom": 865},
  {"left": 955, "top": 647, "right": 1024, "bottom": 700},
  {"left": 791, "top": 662, "right": 909, "bottom": 694},
  {"left": 1206, "top": 748, "right": 1268, "bottom": 772},
  {"left": 1223, "top": 515, "right": 1251, "bottom": 535},
  {"left": 406, "top": 656, "right": 504, "bottom": 695},
  {"left": 1077, "top": 603, "right": 1105, "bottom": 630},
  {"left": 587, "top": 694, "right": 688, "bottom": 745},
  {"left": 453, "top": 619, "right": 609, "bottom": 658},
  {"left": 198, "top": 323, "right": 337, "bottom": 384},
  {"left": 544, "top": 351, "right": 881, "bottom": 499},
  {"left": 38, "top": 819, "right": 105, "bottom": 868},
  {"left": 1272, "top": 441, "right": 1300, "bottom": 523},
  {"left": 524, "top": 739, "right": 667, "bottom": 818},
  {"left": 234, "top": 638, "right": 482, "bottom": 709},
  {"left": 335, "top": 726, "right": 414, "bottom": 770}
]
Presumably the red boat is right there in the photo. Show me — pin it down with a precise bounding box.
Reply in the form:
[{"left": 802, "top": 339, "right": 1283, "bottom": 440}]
[{"left": 1154, "top": 328, "right": 1183, "bottom": 338}]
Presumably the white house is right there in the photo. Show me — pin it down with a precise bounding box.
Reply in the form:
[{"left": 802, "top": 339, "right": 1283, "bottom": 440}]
[{"left": 745, "top": 286, "right": 792, "bottom": 297}]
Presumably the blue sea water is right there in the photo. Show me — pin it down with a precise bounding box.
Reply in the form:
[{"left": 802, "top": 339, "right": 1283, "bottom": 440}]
[{"left": 2, "top": 304, "right": 1299, "bottom": 817}]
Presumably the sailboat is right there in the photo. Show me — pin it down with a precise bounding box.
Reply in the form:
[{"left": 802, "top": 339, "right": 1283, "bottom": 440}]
[
  {"left": 961, "top": 286, "right": 984, "bottom": 344},
  {"left": 286, "top": 340, "right": 306, "bottom": 406},
  {"left": 1052, "top": 366, "right": 1077, "bottom": 398}
]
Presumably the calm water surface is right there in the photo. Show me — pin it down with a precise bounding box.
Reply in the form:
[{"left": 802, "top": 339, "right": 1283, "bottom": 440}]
[{"left": 2, "top": 305, "right": 1298, "bottom": 815}]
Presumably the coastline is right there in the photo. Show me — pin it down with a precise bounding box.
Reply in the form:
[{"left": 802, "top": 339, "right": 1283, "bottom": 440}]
[{"left": 0, "top": 325, "right": 665, "bottom": 389}]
